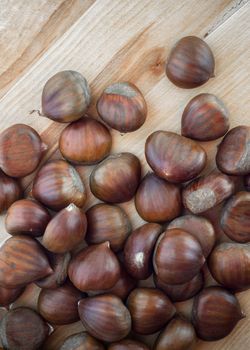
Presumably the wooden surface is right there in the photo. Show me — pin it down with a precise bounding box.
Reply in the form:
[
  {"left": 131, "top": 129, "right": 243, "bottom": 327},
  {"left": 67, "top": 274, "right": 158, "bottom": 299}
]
[{"left": 0, "top": 0, "right": 249, "bottom": 348}]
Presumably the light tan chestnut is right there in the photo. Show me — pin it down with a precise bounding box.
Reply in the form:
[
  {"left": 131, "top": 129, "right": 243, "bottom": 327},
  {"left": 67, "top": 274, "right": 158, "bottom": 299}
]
[{"left": 0, "top": 170, "right": 22, "bottom": 213}]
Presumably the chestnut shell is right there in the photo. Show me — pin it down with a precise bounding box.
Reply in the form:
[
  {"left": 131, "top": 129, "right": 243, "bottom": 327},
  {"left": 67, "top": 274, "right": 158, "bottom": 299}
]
[
  {"left": 108, "top": 339, "right": 149, "bottom": 350},
  {"left": 0, "top": 170, "right": 22, "bottom": 213},
  {"left": 60, "top": 332, "right": 105, "bottom": 350}
]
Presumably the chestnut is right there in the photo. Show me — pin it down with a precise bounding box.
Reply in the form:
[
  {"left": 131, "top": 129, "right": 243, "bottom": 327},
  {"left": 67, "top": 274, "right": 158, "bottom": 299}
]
[
  {"left": 181, "top": 93, "right": 229, "bottom": 141},
  {"left": 135, "top": 173, "right": 181, "bottom": 222},
  {"left": 69, "top": 242, "right": 120, "bottom": 291},
  {"left": 32, "top": 159, "right": 86, "bottom": 210},
  {"left": 108, "top": 339, "right": 149, "bottom": 350},
  {"left": 166, "top": 36, "right": 215, "bottom": 88},
  {"left": 153, "top": 229, "right": 205, "bottom": 285},
  {"left": 216, "top": 125, "right": 250, "bottom": 175},
  {"left": 0, "top": 307, "right": 49, "bottom": 350},
  {"left": 5, "top": 199, "right": 50, "bottom": 237},
  {"left": 97, "top": 82, "right": 147, "bottom": 133},
  {"left": 78, "top": 294, "right": 131, "bottom": 342},
  {"left": 182, "top": 171, "right": 235, "bottom": 214},
  {"left": 0, "top": 170, "right": 22, "bottom": 213},
  {"left": 220, "top": 191, "right": 250, "bottom": 242},
  {"left": 244, "top": 174, "right": 250, "bottom": 191},
  {"left": 42, "top": 70, "right": 91, "bottom": 123},
  {"left": 192, "top": 286, "right": 245, "bottom": 341},
  {"left": 145, "top": 131, "right": 206, "bottom": 183},
  {"left": 124, "top": 223, "right": 162, "bottom": 280},
  {"left": 167, "top": 214, "right": 215, "bottom": 258},
  {"left": 90, "top": 153, "right": 141, "bottom": 203},
  {"left": 86, "top": 203, "right": 131, "bottom": 252},
  {"left": 127, "top": 287, "right": 175, "bottom": 335},
  {"left": 60, "top": 332, "right": 105, "bottom": 350},
  {"left": 0, "top": 286, "right": 24, "bottom": 307},
  {"left": 59, "top": 116, "right": 112, "bottom": 165}
]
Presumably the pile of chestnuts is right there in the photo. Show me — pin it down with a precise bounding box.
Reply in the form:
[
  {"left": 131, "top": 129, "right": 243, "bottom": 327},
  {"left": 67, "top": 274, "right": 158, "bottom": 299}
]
[{"left": 0, "top": 35, "right": 249, "bottom": 350}]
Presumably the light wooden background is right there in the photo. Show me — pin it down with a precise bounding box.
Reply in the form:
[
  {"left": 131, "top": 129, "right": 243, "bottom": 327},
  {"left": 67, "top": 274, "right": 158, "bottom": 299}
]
[{"left": 0, "top": 0, "right": 249, "bottom": 349}]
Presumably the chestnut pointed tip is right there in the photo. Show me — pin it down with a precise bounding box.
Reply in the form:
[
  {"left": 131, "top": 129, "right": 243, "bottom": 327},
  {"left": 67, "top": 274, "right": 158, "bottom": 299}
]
[
  {"left": 41, "top": 142, "right": 48, "bottom": 153},
  {"left": 66, "top": 203, "right": 77, "bottom": 212},
  {"left": 240, "top": 311, "right": 246, "bottom": 319}
]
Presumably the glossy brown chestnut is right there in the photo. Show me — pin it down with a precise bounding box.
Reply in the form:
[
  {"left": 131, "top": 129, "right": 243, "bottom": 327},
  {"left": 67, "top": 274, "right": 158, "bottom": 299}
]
[
  {"left": 145, "top": 131, "right": 206, "bottom": 183},
  {"left": 59, "top": 116, "right": 112, "bottom": 165},
  {"left": 78, "top": 294, "right": 131, "bottom": 342},
  {"left": 127, "top": 287, "right": 175, "bottom": 335},
  {"left": 38, "top": 282, "right": 84, "bottom": 325},
  {"left": 0, "top": 170, "right": 22, "bottom": 213},
  {"left": 220, "top": 192, "right": 250, "bottom": 242},
  {"left": 135, "top": 173, "right": 181, "bottom": 222},
  {"left": 182, "top": 171, "right": 235, "bottom": 214},
  {"left": 86, "top": 203, "right": 131, "bottom": 252},
  {"left": 60, "top": 332, "right": 105, "bottom": 350},
  {"left": 5, "top": 199, "right": 50, "bottom": 237},
  {"left": 153, "top": 229, "right": 205, "bottom": 285},
  {"left": 192, "top": 287, "right": 244, "bottom": 341},
  {"left": 0, "top": 235, "right": 52, "bottom": 288},
  {"left": 154, "top": 272, "right": 204, "bottom": 302},
  {"left": 209, "top": 242, "right": 250, "bottom": 290},
  {"left": 244, "top": 175, "right": 250, "bottom": 191},
  {"left": 168, "top": 215, "right": 215, "bottom": 258},
  {"left": 154, "top": 317, "right": 196, "bottom": 350},
  {"left": 166, "top": 36, "right": 215, "bottom": 89},
  {"left": 216, "top": 125, "right": 250, "bottom": 175},
  {"left": 42, "top": 70, "right": 91, "bottom": 123},
  {"left": 108, "top": 339, "right": 149, "bottom": 350},
  {"left": 0, "top": 124, "right": 47, "bottom": 178},
  {"left": 97, "top": 82, "right": 147, "bottom": 133},
  {"left": 181, "top": 93, "right": 229, "bottom": 141},
  {"left": 0, "top": 286, "right": 24, "bottom": 307},
  {"left": 124, "top": 223, "right": 162, "bottom": 280},
  {"left": 105, "top": 266, "right": 137, "bottom": 301},
  {"left": 90, "top": 153, "right": 141, "bottom": 203},
  {"left": 69, "top": 242, "right": 120, "bottom": 291},
  {"left": 32, "top": 159, "right": 86, "bottom": 210}
]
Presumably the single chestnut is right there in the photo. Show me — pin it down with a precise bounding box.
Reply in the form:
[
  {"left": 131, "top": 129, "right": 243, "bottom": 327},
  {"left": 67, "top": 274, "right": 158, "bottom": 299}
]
[
  {"left": 59, "top": 116, "right": 112, "bottom": 165},
  {"left": 105, "top": 266, "right": 137, "bottom": 301},
  {"left": 42, "top": 70, "right": 91, "bottom": 123},
  {"left": 86, "top": 203, "right": 131, "bottom": 252},
  {"left": 220, "top": 191, "right": 250, "bottom": 242},
  {"left": 5, "top": 199, "right": 51, "bottom": 237},
  {"left": 0, "top": 170, "right": 22, "bottom": 213},
  {"left": 90, "top": 153, "right": 141, "bottom": 203},
  {"left": 244, "top": 175, "right": 250, "bottom": 191},
  {"left": 0, "top": 286, "right": 24, "bottom": 307},
  {"left": 153, "top": 229, "right": 205, "bottom": 285},
  {"left": 60, "top": 332, "right": 105, "bottom": 350},
  {"left": 32, "top": 159, "right": 86, "bottom": 210},
  {"left": 216, "top": 125, "right": 250, "bottom": 175},
  {"left": 127, "top": 287, "right": 175, "bottom": 335},
  {"left": 0, "top": 307, "right": 49, "bottom": 350},
  {"left": 78, "top": 294, "right": 131, "bottom": 342},
  {"left": 69, "top": 241, "right": 120, "bottom": 291},
  {"left": 192, "top": 286, "right": 244, "bottom": 341},
  {"left": 167, "top": 215, "right": 215, "bottom": 258},
  {"left": 166, "top": 36, "right": 215, "bottom": 88},
  {"left": 182, "top": 171, "right": 235, "bottom": 214},
  {"left": 154, "top": 317, "right": 196, "bottom": 350},
  {"left": 135, "top": 173, "right": 181, "bottom": 222},
  {"left": 145, "top": 131, "right": 206, "bottom": 183},
  {"left": 108, "top": 339, "right": 149, "bottom": 350},
  {"left": 97, "top": 82, "right": 147, "bottom": 133},
  {"left": 0, "top": 235, "right": 52, "bottom": 288},
  {"left": 124, "top": 223, "right": 162, "bottom": 280}
]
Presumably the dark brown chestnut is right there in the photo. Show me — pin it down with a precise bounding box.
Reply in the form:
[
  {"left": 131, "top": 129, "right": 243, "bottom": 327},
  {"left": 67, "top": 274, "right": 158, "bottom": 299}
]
[
  {"left": 0, "top": 235, "right": 52, "bottom": 288},
  {"left": 216, "top": 125, "right": 250, "bottom": 175},
  {"left": 0, "top": 286, "right": 24, "bottom": 307},
  {"left": 0, "top": 124, "right": 47, "bottom": 178},
  {"left": 154, "top": 316, "right": 196, "bottom": 350},
  {"left": 145, "top": 131, "right": 206, "bottom": 183},
  {"left": 32, "top": 159, "right": 86, "bottom": 210},
  {"left": 135, "top": 173, "right": 181, "bottom": 222},
  {"left": 108, "top": 339, "right": 149, "bottom": 350},
  {"left": 42, "top": 70, "right": 91, "bottom": 123},
  {"left": 97, "top": 82, "right": 147, "bottom": 133},
  {"left": 105, "top": 266, "right": 137, "bottom": 301},
  {"left": 153, "top": 229, "right": 205, "bottom": 285},
  {"left": 90, "top": 153, "right": 141, "bottom": 203},
  {"left": 0, "top": 307, "right": 49, "bottom": 350},
  {"left": 59, "top": 116, "right": 112, "bottom": 165},
  {"left": 124, "top": 223, "right": 162, "bottom": 280},
  {"left": 192, "top": 286, "right": 244, "bottom": 341},
  {"left": 221, "top": 191, "right": 250, "bottom": 242},
  {"left": 5, "top": 199, "right": 51, "bottom": 237},
  {"left": 60, "top": 332, "right": 105, "bottom": 350},
  {"left": 166, "top": 36, "right": 215, "bottom": 89},
  {"left": 127, "top": 287, "right": 175, "bottom": 335},
  {"left": 0, "top": 170, "right": 22, "bottom": 213},
  {"left": 69, "top": 242, "right": 120, "bottom": 291},
  {"left": 86, "top": 203, "right": 131, "bottom": 252},
  {"left": 244, "top": 175, "right": 250, "bottom": 191},
  {"left": 182, "top": 171, "right": 235, "bottom": 214},
  {"left": 78, "top": 294, "right": 131, "bottom": 342}
]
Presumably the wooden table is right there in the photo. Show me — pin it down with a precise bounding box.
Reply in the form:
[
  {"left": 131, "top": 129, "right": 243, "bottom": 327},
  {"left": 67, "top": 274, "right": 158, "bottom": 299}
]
[{"left": 0, "top": 0, "right": 249, "bottom": 349}]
